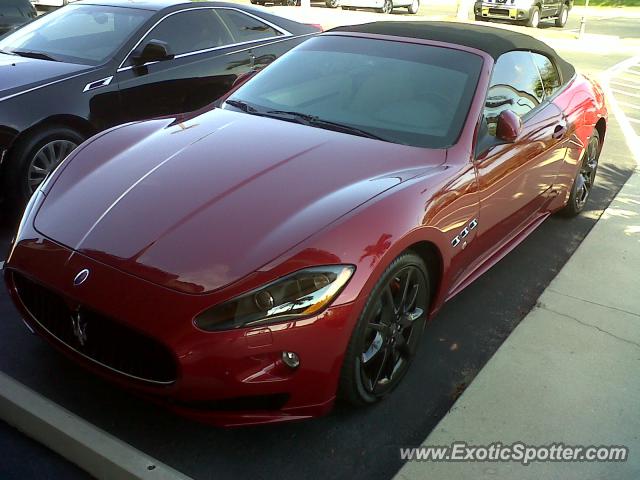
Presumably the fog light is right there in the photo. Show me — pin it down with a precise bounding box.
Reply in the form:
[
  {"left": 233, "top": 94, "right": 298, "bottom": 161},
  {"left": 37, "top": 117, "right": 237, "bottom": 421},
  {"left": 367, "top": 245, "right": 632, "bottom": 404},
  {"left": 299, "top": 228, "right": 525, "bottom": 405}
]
[{"left": 282, "top": 351, "right": 300, "bottom": 369}]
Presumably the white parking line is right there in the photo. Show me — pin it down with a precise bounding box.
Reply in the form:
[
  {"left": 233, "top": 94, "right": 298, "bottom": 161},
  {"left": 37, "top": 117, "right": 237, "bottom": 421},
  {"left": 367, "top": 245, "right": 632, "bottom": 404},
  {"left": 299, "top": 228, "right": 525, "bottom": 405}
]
[
  {"left": 601, "top": 55, "right": 640, "bottom": 167},
  {"left": 611, "top": 88, "right": 640, "bottom": 99},
  {"left": 628, "top": 117, "right": 640, "bottom": 124},
  {"left": 611, "top": 80, "right": 640, "bottom": 89},
  {"left": 618, "top": 101, "right": 640, "bottom": 110},
  {"left": 0, "top": 372, "right": 193, "bottom": 480}
]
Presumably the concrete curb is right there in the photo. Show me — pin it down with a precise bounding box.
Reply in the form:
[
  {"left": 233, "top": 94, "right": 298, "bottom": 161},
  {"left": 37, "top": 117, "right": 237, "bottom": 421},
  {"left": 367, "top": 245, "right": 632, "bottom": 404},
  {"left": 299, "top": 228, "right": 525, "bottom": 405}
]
[{"left": 0, "top": 372, "right": 192, "bottom": 480}]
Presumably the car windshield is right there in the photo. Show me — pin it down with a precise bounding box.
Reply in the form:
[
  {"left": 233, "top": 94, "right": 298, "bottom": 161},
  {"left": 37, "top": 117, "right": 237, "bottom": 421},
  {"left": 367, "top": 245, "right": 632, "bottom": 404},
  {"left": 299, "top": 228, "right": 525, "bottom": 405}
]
[
  {"left": 225, "top": 35, "right": 483, "bottom": 149},
  {"left": 0, "top": 5, "right": 152, "bottom": 66}
]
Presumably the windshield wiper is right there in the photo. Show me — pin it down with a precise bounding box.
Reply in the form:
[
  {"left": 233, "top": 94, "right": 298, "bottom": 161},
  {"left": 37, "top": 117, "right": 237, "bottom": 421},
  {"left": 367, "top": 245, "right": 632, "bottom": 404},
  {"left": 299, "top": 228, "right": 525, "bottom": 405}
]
[
  {"left": 12, "top": 50, "right": 60, "bottom": 62},
  {"left": 225, "top": 102, "right": 386, "bottom": 142},
  {"left": 265, "top": 110, "right": 386, "bottom": 141},
  {"left": 224, "top": 99, "right": 260, "bottom": 114},
  {"left": 0, "top": 49, "right": 16, "bottom": 56}
]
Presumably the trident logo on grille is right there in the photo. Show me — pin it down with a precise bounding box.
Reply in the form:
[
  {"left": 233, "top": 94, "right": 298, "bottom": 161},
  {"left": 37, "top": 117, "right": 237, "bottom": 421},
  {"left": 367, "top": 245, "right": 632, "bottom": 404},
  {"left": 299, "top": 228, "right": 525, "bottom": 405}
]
[{"left": 71, "top": 309, "right": 88, "bottom": 346}]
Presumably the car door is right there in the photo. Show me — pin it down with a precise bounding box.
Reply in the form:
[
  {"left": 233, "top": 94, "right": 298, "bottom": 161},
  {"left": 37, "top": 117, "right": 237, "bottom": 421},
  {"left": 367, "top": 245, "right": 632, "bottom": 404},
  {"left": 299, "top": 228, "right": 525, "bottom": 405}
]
[
  {"left": 214, "top": 8, "right": 310, "bottom": 72},
  {"left": 543, "top": 0, "right": 560, "bottom": 17},
  {"left": 115, "top": 7, "right": 253, "bottom": 123},
  {"left": 214, "top": 8, "right": 292, "bottom": 72},
  {"left": 471, "top": 50, "right": 567, "bottom": 260}
]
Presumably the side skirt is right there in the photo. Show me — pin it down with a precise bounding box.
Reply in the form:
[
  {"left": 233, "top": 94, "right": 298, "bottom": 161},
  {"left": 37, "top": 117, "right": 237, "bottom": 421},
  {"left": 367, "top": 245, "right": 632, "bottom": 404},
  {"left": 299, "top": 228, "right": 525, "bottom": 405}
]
[{"left": 445, "top": 211, "right": 550, "bottom": 301}]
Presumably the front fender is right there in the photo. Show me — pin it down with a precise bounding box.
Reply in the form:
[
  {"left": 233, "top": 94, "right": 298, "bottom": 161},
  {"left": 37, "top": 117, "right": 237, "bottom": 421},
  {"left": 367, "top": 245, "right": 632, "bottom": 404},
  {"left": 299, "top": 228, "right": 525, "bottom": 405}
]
[{"left": 261, "top": 159, "right": 480, "bottom": 321}]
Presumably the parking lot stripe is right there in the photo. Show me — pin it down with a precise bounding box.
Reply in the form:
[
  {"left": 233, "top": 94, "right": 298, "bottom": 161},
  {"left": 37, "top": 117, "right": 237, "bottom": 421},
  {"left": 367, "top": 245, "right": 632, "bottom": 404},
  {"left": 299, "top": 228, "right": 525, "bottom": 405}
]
[
  {"left": 0, "top": 372, "right": 193, "bottom": 480},
  {"left": 611, "top": 80, "right": 640, "bottom": 89},
  {"left": 618, "top": 101, "right": 640, "bottom": 110},
  {"left": 611, "top": 88, "right": 640, "bottom": 99},
  {"left": 601, "top": 55, "right": 640, "bottom": 167}
]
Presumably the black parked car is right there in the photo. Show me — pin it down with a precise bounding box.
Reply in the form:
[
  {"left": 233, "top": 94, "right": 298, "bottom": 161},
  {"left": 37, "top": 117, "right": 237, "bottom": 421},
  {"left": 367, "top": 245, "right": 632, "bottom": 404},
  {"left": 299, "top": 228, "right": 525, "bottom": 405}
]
[
  {"left": 0, "top": 0, "right": 37, "bottom": 37},
  {"left": 0, "top": 0, "right": 319, "bottom": 206}
]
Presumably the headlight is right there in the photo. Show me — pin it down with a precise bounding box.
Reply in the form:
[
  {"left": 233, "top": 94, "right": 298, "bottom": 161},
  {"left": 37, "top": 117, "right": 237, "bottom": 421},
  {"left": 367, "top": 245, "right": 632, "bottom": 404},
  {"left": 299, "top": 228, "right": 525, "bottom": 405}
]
[{"left": 194, "top": 265, "right": 355, "bottom": 331}]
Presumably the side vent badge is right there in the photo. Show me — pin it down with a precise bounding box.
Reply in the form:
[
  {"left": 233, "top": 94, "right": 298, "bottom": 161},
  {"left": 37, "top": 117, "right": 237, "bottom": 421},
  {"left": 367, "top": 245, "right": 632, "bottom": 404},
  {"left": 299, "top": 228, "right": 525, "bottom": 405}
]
[{"left": 451, "top": 218, "right": 478, "bottom": 248}]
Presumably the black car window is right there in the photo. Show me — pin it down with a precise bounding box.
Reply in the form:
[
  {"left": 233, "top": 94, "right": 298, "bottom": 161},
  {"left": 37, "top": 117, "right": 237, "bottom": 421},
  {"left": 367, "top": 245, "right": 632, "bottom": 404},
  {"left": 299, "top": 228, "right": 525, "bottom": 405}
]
[
  {"left": 531, "top": 52, "right": 562, "bottom": 98},
  {"left": 134, "top": 9, "right": 233, "bottom": 59},
  {"left": 0, "top": 6, "right": 22, "bottom": 17},
  {"left": 484, "top": 51, "right": 544, "bottom": 134},
  {"left": 216, "top": 9, "right": 282, "bottom": 44},
  {"left": 0, "top": 5, "right": 152, "bottom": 65}
]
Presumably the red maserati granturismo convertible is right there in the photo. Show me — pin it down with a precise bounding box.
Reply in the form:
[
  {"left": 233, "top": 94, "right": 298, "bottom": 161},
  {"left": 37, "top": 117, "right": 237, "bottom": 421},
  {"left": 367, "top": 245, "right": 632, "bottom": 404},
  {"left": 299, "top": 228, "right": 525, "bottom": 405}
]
[{"left": 4, "top": 22, "right": 607, "bottom": 426}]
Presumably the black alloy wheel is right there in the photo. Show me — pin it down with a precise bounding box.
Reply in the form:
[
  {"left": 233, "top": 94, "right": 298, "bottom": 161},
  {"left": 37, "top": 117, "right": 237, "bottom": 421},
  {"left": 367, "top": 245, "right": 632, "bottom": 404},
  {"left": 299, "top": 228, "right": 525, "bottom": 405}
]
[
  {"left": 340, "top": 252, "right": 429, "bottom": 405},
  {"left": 561, "top": 129, "right": 601, "bottom": 216}
]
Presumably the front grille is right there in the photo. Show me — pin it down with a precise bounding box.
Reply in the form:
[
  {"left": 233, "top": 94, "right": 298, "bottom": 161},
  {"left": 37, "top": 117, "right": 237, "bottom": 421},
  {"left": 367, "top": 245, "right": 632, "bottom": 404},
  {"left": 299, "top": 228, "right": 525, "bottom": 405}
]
[
  {"left": 13, "top": 272, "right": 178, "bottom": 384},
  {"left": 488, "top": 8, "right": 510, "bottom": 15}
]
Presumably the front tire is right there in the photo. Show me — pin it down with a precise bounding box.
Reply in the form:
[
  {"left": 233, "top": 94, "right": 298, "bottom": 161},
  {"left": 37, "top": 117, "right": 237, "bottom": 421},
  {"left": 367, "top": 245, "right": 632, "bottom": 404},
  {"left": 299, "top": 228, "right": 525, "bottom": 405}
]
[
  {"left": 407, "top": 0, "right": 419, "bottom": 14},
  {"left": 560, "top": 129, "right": 601, "bottom": 217},
  {"left": 339, "top": 252, "right": 430, "bottom": 406},
  {"left": 326, "top": 0, "right": 340, "bottom": 7},
  {"left": 378, "top": 0, "right": 393, "bottom": 14},
  {"left": 3, "top": 126, "right": 84, "bottom": 206},
  {"left": 526, "top": 6, "right": 540, "bottom": 28}
]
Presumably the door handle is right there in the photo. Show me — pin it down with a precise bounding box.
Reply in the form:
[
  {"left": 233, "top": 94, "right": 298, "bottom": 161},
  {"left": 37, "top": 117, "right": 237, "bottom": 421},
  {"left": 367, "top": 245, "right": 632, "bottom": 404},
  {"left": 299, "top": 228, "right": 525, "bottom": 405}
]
[{"left": 552, "top": 123, "right": 567, "bottom": 140}]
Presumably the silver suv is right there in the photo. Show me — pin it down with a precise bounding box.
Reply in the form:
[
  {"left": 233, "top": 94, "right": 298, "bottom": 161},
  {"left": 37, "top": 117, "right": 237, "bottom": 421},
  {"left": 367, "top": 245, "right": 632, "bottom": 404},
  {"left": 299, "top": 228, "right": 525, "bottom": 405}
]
[{"left": 474, "top": 0, "right": 573, "bottom": 28}]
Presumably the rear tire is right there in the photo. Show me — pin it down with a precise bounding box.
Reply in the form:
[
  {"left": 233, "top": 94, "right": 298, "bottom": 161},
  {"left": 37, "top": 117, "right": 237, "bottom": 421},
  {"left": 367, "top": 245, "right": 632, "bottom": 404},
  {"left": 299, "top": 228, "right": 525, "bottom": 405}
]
[
  {"left": 560, "top": 129, "right": 601, "bottom": 217},
  {"left": 339, "top": 252, "right": 430, "bottom": 406},
  {"left": 3, "top": 126, "right": 85, "bottom": 207},
  {"left": 555, "top": 4, "right": 569, "bottom": 27},
  {"left": 326, "top": 0, "right": 340, "bottom": 7}
]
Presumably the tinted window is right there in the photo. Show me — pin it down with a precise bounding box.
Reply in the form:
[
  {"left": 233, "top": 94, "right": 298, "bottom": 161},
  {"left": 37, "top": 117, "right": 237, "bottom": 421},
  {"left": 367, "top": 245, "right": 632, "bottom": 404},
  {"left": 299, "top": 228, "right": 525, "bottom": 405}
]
[
  {"left": 484, "top": 51, "right": 543, "bottom": 134},
  {"left": 137, "top": 9, "right": 233, "bottom": 58},
  {"left": 216, "top": 9, "right": 282, "bottom": 43},
  {"left": 532, "top": 52, "right": 561, "bottom": 98},
  {"left": 0, "top": 5, "right": 152, "bottom": 65},
  {"left": 0, "top": 6, "right": 23, "bottom": 17},
  {"left": 227, "top": 36, "right": 483, "bottom": 149}
]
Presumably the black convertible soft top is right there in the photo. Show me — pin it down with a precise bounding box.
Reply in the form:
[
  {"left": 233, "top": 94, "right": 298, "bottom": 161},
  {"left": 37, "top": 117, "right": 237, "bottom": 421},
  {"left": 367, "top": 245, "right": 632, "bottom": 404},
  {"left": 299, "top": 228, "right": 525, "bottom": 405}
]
[{"left": 329, "top": 21, "right": 575, "bottom": 83}]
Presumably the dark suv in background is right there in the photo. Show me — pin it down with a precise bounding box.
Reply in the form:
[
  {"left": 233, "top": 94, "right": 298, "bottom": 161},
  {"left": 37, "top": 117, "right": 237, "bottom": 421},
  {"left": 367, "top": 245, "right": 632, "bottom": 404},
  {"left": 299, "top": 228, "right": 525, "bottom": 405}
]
[
  {"left": 0, "top": 0, "right": 37, "bottom": 36},
  {"left": 474, "top": 0, "right": 573, "bottom": 28}
]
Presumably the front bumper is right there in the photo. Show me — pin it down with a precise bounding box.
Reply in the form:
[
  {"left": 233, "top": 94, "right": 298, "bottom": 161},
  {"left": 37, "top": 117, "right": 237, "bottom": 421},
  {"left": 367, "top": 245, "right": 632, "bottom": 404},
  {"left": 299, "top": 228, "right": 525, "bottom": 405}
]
[
  {"left": 4, "top": 225, "right": 359, "bottom": 426},
  {"left": 474, "top": 2, "right": 532, "bottom": 21}
]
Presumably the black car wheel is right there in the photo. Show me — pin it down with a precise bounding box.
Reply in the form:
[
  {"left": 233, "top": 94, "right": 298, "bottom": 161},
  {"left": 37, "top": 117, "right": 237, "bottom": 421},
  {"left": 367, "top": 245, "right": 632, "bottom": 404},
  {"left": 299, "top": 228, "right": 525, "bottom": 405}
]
[
  {"left": 561, "top": 129, "right": 601, "bottom": 217},
  {"left": 326, "top": 0, "right": 340, "bottom": 7},
  {"left": 407, "top": 0, "right": 419, "bottom": 14},
  {"left": 555, "top": 4, "right": 569, "bottom": 27},
  {"left": 379, "top": 0, "right": 393, "bottom": 14},
  {"left": 526, "top": 6, "right": 541, "bottom": 27},
  {"left": 339, "top": 252, "right": 429, "bottom": 406},
  {"left": 3, "top": 126, "right": 85, "bottom": 205}
]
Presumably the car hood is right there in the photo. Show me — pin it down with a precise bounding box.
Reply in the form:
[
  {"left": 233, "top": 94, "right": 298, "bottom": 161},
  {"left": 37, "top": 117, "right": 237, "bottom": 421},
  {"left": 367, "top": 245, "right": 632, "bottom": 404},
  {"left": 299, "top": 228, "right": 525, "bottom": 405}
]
[
  {"left": 35, "top": 108, "right": 446, "bottom": 294},
  {"left": 0, "top": 53, "right": 90, "bottom": 98}
]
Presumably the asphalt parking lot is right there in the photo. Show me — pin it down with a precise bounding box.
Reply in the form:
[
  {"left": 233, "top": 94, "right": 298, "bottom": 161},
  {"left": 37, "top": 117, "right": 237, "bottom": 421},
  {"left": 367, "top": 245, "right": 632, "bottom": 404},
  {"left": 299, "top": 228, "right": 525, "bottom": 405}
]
[{"left": 1, "top": 6, "right": 639, "bottom": 480}]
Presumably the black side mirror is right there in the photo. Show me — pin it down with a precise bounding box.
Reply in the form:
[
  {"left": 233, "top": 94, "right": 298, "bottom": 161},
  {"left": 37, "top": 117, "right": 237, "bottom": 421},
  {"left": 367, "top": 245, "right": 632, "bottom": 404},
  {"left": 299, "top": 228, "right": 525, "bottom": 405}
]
[{"left": 131, "top": 39, "right": 174, "bottom": 66}]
